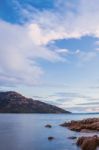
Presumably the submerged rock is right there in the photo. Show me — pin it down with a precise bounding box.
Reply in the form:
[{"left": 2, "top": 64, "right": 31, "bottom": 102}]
[
  {"left": 48, "top": 136, "right": 54, "bottom": 141},
  {"left": 77, "top": 135, "right": 99, "bottom": 150},
  {"left": 45, "top": 124, "right": 52, "bottom": 128},
  {"left": 68, "top": 136, "right": 77, "bottom": 139}
]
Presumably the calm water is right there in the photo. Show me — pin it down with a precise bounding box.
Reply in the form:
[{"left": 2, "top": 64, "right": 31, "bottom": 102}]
[{"left": 0, "top": 114, "right": 99, "bottom": 150}]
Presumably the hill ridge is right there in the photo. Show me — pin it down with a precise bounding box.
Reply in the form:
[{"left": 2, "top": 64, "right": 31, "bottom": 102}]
[{"left": 0, "top": 91, "right": 70, "bottom": 114}]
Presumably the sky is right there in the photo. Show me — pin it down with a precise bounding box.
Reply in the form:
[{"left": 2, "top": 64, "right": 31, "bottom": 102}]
[{"left": 0, "top": 0, "right": 99, "bottom": 113}]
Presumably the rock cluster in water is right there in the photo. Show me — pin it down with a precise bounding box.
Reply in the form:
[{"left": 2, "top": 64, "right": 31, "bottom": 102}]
[{"left": 61, "top": 118, "right": 99, "bottom": 150}]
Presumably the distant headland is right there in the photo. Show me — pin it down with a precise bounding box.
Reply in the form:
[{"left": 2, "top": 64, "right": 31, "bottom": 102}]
[{"left": 0, "top": 91, "right": 71, "bottom": 114}]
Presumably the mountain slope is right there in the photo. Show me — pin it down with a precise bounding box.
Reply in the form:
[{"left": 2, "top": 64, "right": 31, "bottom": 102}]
[{"left": 0, "top": 91, "right": 70, "bottom": 113}]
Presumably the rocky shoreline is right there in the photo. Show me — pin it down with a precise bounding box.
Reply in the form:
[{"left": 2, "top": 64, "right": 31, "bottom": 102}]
[
  {"left": 61, "top": 118, "right": 99, "bottom": 150},
  {"left": 60, "top": 118, "right": 99, "bottom": 132}
]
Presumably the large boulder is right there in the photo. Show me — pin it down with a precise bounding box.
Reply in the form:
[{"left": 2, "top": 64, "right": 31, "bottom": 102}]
[{"left": 77, "top": 135, "right": 99, "bottom": 150}]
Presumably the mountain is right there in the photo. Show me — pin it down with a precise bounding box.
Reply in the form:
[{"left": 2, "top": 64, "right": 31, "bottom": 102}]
[{"left": 0, "top": 91, "right": 70, "bottom": 113}]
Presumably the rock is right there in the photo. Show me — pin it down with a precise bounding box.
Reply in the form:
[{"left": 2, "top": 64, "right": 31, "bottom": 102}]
[
  {"left": 68, "top": 136, "right": 77, "bottom": 139},
  {"left": 45, "top": 124, "right": 52, "bottom": 128},
  {"left": 48, "top": 136, "right": 54, "bottom": 141},
  {"left": 61, "top": 118, "right": 99, "bottom": 149},
  {"left": 77, "top": 135, "right": 99, "bottom": 150},
  {"left": 80, "top": 129, "right": 92, "bottom": 133},
  {"left": 60, "top": 118, "right": 99, "bottom": 132},
  {"left": 77, "top": 136, "right": 86, "bottom": 146}
]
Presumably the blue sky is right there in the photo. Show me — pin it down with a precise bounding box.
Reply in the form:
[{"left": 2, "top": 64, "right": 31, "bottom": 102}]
[{"left": 0, "top": 0, "right": 99, "bottom": 112}]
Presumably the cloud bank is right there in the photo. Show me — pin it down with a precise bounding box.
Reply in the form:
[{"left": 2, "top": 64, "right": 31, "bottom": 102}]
[
  {"left": 0, "top": 20, "right": 64, "bottom": 86},
  {"left": 20, "top": 0, "right": 99, "bottom": 44},
  {"left": 1, "top": 0, "right": 99, "bottom": 87}
]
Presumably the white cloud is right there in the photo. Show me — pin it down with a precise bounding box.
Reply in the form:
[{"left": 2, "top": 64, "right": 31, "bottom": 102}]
[
  {"left": 75, "top": 50, "right": 97, "bottom": 62},
  {"left": 55, "top": 49, "right": 69, "bottom": 55},
  {"left": 94, "top": 41, "right": 99, "bottom": 46},
  {"left": 1, "top": 0, "right": 99, "bottom": 87},
  {"left": 86, "top": 107, "right": 99, "bottom": 112},
  {"left": 0, "top": 20, "right": 64, "bottom": 86},
  {"left": 96, "top": 48, "right": 99, "bottom": 52},
  {"left": 13, "top": 0, "right": 99, "bottom": 45},
  {"left": 94, "top": 41, "right": 99, "bottom": 52}
]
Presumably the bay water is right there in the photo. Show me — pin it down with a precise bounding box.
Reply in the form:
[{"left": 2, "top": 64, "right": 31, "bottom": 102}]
[{"left": 0, "top": 113, "right": 99, "bottom": 150}]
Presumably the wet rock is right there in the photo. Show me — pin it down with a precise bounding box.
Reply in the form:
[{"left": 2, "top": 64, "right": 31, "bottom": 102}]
[
  {"left": 77, "top": 136, "right": 86, "bottom": 146},
  {"left": 45, "top": 124, "right": 52, "bottom": 128},
  {"left": 77, "top": 135, "right": 99, "bottom": 150},
  {"left": 60, "top": 118, "right": 99, "bottom": 132},
  {"left": 80, "top": 129, "right": 92, "bottom": 133},
  {"left": 68, "top": 136, "right": 77, "bottom": 139}
]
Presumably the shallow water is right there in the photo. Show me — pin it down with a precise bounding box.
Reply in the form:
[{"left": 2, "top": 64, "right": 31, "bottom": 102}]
[{"left": 0, "top": 113, "right": 99, "bottom": 150}]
